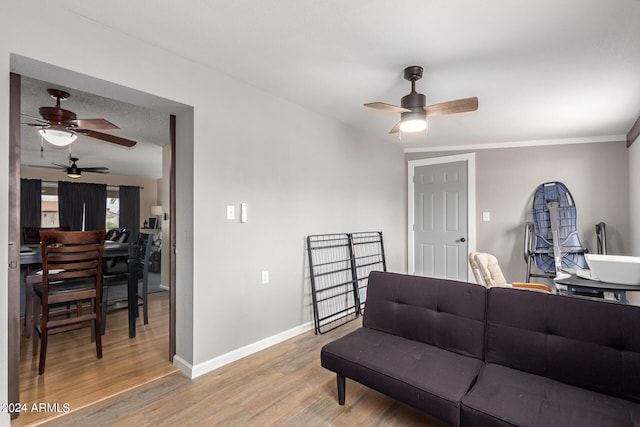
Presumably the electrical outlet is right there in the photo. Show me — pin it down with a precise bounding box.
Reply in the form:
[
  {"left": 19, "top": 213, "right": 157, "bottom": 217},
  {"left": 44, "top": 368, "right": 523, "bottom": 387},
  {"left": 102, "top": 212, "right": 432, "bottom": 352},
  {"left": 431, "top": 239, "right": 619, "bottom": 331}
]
[{"left": 261, "top": 270, "right": 269, "bottom": 284}]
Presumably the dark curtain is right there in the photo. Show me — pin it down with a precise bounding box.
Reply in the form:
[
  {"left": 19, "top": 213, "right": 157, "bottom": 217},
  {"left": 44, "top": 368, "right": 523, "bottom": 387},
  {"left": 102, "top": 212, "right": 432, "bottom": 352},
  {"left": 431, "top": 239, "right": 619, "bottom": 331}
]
[
  {"left": 58, "top": 181, "right": 107, "bottom": 231},
  {"left": 84, "top": 183, "right": 107, "bottom": 231},
  {"left": 20, "top": 178, "right": 41, "bottom": 242},
  {"left": 119, "top": 185, "right": 140, "bottom": 239},
  {"left": 58, "top": 181, "right": 83, "bottom": 230}
]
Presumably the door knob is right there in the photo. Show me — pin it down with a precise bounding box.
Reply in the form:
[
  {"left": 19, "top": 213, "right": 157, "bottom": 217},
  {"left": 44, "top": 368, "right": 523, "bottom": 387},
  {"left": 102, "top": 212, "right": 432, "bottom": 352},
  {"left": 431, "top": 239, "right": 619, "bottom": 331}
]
[{"left": 460, "top": 237, "right": 466, "bottom": 242}]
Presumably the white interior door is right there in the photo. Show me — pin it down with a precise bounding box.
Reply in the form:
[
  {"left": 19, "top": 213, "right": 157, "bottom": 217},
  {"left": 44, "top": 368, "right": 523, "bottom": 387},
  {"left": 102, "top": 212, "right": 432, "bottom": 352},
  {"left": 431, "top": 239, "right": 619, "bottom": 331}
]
[{"left": 408, "top": 154, "right": 475, "bottom": 281}]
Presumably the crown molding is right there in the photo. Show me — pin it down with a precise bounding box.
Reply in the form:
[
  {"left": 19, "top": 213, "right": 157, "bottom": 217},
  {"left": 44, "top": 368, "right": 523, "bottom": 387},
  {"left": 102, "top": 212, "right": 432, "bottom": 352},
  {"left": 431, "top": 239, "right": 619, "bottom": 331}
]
[
  {"left": 404, "top": 135, "right": 627, "bottom": 154},
  {"left": 627, "top": 117, "right": 640, "bottom": 147}
]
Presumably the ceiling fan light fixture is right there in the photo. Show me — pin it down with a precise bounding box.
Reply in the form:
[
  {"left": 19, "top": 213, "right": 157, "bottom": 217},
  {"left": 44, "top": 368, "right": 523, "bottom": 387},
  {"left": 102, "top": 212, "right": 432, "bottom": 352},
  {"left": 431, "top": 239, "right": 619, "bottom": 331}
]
[
  {"left": 67, "top": 163, "right": 82, "bottom": 179},
  {"left": 365, "top": 66, "right": 478, "bottom": 136},
  {"left": 399, "top": 113, "right": 427, "bottom": 133},
  {"left": 39, "top": 128, "right": 77, "bottom": 147}
]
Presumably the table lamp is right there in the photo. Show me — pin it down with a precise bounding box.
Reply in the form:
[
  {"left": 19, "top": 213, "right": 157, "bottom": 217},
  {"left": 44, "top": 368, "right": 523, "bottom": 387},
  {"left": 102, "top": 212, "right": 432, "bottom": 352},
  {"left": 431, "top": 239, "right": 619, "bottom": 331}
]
[{"left": 151, "top": 205, "right": 162, "bottom": 229}]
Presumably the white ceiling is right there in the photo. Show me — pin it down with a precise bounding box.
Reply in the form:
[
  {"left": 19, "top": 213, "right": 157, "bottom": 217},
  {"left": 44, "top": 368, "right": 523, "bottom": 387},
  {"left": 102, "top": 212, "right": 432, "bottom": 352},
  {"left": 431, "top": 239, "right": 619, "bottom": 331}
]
[{"left": 24, "top": 0, "right": 640, "bottom": 175}]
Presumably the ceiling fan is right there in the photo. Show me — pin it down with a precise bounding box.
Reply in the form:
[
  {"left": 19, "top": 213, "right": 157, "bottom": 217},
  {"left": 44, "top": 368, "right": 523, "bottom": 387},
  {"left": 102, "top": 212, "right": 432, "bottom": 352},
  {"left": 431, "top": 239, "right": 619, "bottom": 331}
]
[
  {"left": 51, "top": 157, "right": 109, "bottom": 179},
  {"left": 21, "top": 88, "right": 137, "bottom": 148},
  {"left": 365, "top": 66, "right": 478, "bottom": 134}
]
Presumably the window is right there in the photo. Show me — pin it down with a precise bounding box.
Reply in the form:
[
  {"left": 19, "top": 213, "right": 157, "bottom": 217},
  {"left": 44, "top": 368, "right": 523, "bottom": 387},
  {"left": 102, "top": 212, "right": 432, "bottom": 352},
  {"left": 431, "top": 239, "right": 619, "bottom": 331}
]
[
  {"left": 40, "top": 184, "right": 120, "bottom": 230},
  {"left": 106, "top": 195, "right": 120, "bottom": 230},
  {"left": 41, "top": 194, "right": 60, "bottom": 227}
]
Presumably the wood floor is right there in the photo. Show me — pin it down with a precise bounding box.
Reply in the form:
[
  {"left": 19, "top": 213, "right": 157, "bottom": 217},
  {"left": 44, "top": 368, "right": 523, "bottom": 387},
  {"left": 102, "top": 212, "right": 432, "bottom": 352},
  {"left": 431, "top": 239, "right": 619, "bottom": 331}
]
[
  {"left": 17, "top": 297, "right": 444, "bottom": 426},
  {"left": 16, "top": 292, "right": 177, "bottom": 426}
]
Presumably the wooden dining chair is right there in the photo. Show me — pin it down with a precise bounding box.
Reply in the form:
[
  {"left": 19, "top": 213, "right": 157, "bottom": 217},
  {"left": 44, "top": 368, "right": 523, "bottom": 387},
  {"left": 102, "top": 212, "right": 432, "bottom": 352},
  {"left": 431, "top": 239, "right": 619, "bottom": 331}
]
[{"left": 31, "top": 229, "right": 106, "bottom": 374}]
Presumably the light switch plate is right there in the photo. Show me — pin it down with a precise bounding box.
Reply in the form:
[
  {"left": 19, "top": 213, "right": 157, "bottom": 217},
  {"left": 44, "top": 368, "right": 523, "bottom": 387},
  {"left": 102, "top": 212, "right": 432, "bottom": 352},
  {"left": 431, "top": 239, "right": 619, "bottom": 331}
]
[
  {"left": 227, "top": 205, "right": 235, "bottom": 220},
  {"left": 241, "top": 203, "right": 247, "bottom": 223},
  {"left": 482, "top": 211, "right": 491, "bottom": 222}
]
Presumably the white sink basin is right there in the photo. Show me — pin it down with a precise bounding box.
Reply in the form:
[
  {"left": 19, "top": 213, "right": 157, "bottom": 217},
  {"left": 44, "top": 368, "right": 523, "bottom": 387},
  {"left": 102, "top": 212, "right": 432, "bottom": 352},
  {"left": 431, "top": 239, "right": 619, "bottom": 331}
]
[{"left": 585, "top": 254, "right": 640, "bottom": 286}]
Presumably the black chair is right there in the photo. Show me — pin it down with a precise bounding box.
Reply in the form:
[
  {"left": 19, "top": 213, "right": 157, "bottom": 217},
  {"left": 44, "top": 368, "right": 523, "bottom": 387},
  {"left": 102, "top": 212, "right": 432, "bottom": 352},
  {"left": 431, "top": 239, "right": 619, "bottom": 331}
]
[
  {"left": 105, "top": 228, "right": 122, "bottom": 241},
  {"left": 106, "top": 228, "right": 130, "bottom": 269},
  {"left": 101, "top": 232, "right": 153, "bottom": 334},
  {"left": 116, "top": 229, "right": 130, "bottom": 243},
  {"left": 31, "top": 230, "right": 105, "bottom": 374},
  {"left": 23, "top": 226, "right": 71, "bottom": 244}
]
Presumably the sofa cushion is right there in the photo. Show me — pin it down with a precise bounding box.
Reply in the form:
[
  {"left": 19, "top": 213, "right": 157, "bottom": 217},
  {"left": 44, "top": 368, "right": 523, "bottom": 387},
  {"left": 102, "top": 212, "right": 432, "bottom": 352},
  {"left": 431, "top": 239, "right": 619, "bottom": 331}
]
[
  {"left": 486, "top": 287, "right": 640, "bottom": 402},
  {"left": 461, "top": 363, "right": 640, "bottom": 427},
  {"left": 363, "top": 271, "right": 486, "bottom": 359},
  {"left": 321, "top": 327, "right": 484, "bottom": 426}
]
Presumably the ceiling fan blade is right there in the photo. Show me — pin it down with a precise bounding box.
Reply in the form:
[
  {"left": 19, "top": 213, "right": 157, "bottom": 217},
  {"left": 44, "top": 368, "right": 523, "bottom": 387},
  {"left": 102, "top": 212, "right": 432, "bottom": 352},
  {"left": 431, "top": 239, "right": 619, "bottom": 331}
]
[
  {"left": 78, "top": 129, "right": 137, "bottom": 148},
  {"left": 27, "top": 164, "right": 64, "bottom": 170},
  {"left": 82, "top": 169, "right": 109, "bottom": 174},
  {"left": 51, "top": 163, "right": 69, "bottom": 169},
  {"left": 389, "top": 122, "right": 401, "bottom": 134},
  {"left": 364, "top": 102, "right": 411, "bottom": 113},
  {"left": 425, "top": 97, "right": 478, "bottom": 117},
  {"left": 82, "top": 167, "right": 110, "bottom": 172},
  {"left": 21, "top": 113, "right": 49, "bottom": 124},
  {"left": 71, "top": 118, "right": 120, "bottom": 130}
]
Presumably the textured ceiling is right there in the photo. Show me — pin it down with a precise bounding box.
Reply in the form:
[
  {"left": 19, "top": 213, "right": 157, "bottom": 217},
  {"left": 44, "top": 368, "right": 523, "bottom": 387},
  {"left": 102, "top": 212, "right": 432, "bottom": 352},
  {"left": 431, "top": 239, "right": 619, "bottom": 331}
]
[
  {"left": 23, "top": 0, "right": 640, "bottom": 176},
  {"left": 21, "top": 77, "right": 168, "bottom": 179}
]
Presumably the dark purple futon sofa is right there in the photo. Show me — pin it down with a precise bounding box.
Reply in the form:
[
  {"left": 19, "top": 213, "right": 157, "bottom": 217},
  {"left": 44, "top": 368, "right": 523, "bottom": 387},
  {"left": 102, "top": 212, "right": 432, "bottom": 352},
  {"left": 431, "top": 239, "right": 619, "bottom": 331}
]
[{"left": 321, "top": 271, "right": 640, "bottom": 426}]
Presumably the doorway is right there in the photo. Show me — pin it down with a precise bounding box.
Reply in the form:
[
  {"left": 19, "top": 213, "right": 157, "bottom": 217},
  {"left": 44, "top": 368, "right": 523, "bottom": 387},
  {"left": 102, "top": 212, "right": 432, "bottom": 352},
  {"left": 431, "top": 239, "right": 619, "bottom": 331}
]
[
  {"left": 408, "top": 153, "right": 476, "bottom": 280},
  {"left": 8, "top": 57, "right": 186, "bottom": 421}
]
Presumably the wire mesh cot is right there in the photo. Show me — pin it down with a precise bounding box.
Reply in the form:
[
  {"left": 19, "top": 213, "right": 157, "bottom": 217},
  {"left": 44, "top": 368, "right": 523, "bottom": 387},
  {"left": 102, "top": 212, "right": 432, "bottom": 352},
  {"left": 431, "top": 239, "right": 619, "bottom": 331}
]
[{"left": 307, "top": 232, "right": 386, "bottom": 334}]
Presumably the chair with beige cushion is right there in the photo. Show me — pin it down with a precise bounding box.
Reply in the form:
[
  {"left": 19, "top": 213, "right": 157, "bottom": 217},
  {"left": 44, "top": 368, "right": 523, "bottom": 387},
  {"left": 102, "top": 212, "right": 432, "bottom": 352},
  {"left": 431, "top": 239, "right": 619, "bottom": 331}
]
[{"left": 469, "top": 251, "right": 553, "bottom": 293}]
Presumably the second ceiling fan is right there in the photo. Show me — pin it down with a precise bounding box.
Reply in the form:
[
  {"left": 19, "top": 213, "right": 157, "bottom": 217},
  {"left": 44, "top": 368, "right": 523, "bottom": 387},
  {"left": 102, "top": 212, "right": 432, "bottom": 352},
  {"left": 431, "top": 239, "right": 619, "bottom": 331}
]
[
  {"left": 52, "top": 157, "right": 109, "bottom": 179},
  {"left": 365, "top": 66, "right": 478, "bottom": 134},
  {"left": 22, "top": 88, "right": 137, "bottom": 148}
]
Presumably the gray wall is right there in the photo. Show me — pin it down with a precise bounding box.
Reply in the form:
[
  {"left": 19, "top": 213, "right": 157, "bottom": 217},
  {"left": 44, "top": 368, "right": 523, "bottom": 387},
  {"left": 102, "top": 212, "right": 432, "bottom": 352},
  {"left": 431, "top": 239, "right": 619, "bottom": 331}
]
[
  {"left": 195, "top": 109, "right": 406, "bottom": 363},
  {"left": 407, "top": 141, "right": 630, "bottom": 285}
]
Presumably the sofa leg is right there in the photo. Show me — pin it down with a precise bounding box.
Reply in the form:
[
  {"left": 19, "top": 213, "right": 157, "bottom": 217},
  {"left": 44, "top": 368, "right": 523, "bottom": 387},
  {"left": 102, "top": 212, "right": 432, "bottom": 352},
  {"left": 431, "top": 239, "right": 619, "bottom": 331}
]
[{"left": 337, "top": 373, "right": 345, "bottom": 405}]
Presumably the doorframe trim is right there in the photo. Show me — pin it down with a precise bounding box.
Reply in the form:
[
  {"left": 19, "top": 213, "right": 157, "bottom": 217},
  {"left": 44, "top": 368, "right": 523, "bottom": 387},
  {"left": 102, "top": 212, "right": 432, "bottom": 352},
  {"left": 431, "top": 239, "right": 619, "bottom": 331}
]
[
  {"left": 408, "top": 153, "right": 476, "bottom": 280},
  {"left": 8, "top": 72, "right": 21, "bottom": 420}
]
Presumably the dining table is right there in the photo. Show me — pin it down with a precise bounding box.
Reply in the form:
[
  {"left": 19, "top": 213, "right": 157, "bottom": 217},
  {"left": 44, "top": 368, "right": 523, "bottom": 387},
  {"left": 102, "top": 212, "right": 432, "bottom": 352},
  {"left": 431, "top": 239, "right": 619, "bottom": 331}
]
[{"left": 20, "top": 240, "right": 140, "bottom": 338}]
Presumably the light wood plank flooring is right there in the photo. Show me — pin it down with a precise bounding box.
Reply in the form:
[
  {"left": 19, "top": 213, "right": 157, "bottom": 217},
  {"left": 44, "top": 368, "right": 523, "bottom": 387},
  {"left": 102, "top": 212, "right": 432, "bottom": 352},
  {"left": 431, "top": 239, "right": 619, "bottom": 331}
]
[
  {"left": 28, "top": 314, "right": 445, "bottom": 426},
  {"left": 16, "top": 292, "right": 177, "bottom": 426}
]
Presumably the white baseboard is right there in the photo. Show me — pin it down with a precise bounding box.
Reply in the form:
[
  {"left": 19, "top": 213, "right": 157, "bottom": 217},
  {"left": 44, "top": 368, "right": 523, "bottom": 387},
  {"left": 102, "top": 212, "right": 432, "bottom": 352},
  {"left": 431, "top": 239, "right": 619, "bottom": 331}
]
[
  {"left": 173, "top": 321, "right": 314, "bottom": 379},
  {"left": 172, "top": 355, "right": 194, "bottom": 378}
]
